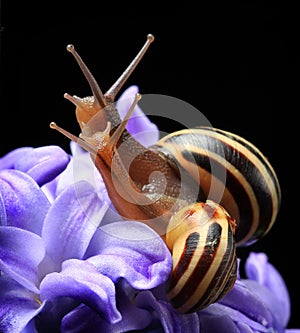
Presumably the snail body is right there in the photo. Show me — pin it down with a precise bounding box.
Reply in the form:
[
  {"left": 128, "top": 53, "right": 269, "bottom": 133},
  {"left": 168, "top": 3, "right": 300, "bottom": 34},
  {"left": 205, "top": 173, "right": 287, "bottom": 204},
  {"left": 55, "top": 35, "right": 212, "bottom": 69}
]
[{"left": 50, "top": 34, "right": 281, "bottom": 313}]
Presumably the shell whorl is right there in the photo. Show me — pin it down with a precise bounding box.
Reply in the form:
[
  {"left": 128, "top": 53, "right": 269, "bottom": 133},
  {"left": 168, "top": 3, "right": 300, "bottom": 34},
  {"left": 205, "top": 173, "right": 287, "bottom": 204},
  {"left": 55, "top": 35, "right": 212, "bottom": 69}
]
[
  {"left": 165, "top": 200, "right": 237, "bottom": 313},
  {"left": 153, "top": 126, "right": 281, "bottom": 246}
]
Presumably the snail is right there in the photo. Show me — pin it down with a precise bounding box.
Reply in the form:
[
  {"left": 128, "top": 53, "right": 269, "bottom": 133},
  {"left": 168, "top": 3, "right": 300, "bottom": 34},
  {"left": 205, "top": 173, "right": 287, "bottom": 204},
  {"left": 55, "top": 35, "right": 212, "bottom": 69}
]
[{"left": 50, "top": 34, "right": 281, "bottom": 313}]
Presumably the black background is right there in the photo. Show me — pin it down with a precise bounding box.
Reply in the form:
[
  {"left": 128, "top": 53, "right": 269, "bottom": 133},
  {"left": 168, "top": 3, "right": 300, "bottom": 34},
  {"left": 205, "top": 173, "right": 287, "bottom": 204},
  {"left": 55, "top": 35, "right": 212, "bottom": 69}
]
[{"left": 1, "top": 2, "right": 298, "bottom": 329}]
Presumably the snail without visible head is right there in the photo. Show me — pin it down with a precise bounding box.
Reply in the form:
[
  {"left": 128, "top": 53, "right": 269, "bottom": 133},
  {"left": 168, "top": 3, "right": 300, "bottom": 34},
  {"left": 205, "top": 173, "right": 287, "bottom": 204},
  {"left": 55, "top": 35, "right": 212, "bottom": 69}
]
[{"left": 50, "top": 34, "right": 281, "bottom": 313}]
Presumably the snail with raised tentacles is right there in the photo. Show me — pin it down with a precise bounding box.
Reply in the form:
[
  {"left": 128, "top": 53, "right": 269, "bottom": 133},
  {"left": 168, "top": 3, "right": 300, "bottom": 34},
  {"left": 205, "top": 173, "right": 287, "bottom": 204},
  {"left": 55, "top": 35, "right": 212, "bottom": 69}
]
[{"left": 50, "top": 34, "right": 281, "bottom": 314}]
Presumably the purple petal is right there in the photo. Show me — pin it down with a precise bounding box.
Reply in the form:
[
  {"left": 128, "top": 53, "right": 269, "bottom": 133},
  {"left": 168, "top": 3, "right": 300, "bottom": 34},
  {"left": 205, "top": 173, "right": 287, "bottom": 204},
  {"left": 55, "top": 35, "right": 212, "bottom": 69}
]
[
  {"left": 41, "top": 176, "right": 59, "bottom": 203},
  {"left": 0, "top": 276, "right": 44, "bottom": 333},
  {"left": 61, "top": 305, "right": 104, "bottom": 333},
  {"left": 0, "top": 169, "right": 50, "bottom": 234},
  {"left": 21, "top": 320, "right": 39, "bottom": 333},
  {"left": 31, "top": 297, "right": 80, "bottom": 332},
  {"left": 199, "top": 303, "right": 269, "bottom": 332},
  {"left": 61, "top": 288, "right": 152, "bottom": 333},
  {"left": 135, "top": 290, "right": 200, "bottom": 333},
  {"left": 40, "top": 259, "right": 121, "bottom": 324},
  {"left": 55, "top": 143, "right": 109, "bottom": 202},
  {"left": 243, "top": 280, "right": 287, "bottom": 332},
  {"left": 218, "top": 279, "right": 273, "bottom": 329},
  {"left": 13, "top": 145, "right": 70, "bottom": 186},
  {"left": 0, "top": 147, "right": 34, "bottom": 170},
  {"left": 87, "top": 221, "right": 172, "bottom": 289},
  {"left": 100, "top": 204, "right": 124, "bottom": 226},
  {"left": 117, "top": 85, "right": 159, "bottom": 147},
  {"left": 199, "top": 316, "right": 245, "bottom": 333},
  {"left": 0, "top": 192, "right": 7, "bottom": 225},
  {"left": 198, "top": 310, "right": 241, "bottom": 333},
  {"left": 42, "top": 180, "right": 109, "bottom": 268},
  {"left": 245, "top": 252, "right": 290, "bottom": 326},
  {"left": 0, "top": 226, "right": 45, "bottom": 293}
]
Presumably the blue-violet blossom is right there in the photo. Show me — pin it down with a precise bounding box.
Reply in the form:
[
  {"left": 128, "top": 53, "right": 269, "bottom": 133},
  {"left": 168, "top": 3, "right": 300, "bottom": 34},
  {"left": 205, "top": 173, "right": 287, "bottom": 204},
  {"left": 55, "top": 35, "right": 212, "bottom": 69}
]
[{"left": 0, "top": 85, "right": 299, "bottom": 332}]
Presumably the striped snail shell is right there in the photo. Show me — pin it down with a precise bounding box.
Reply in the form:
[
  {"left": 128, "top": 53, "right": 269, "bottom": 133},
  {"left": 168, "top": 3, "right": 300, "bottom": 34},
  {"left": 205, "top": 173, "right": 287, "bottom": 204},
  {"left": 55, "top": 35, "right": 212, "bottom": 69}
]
[
  {"left": 50, "top": 34, "right": 281, "bottom": 313},
  {"left": 166, "top": 200, "right": 237, "bottom": 313},
  {"left": 153, "top": 126, "right": 281, "bottom": 247}
]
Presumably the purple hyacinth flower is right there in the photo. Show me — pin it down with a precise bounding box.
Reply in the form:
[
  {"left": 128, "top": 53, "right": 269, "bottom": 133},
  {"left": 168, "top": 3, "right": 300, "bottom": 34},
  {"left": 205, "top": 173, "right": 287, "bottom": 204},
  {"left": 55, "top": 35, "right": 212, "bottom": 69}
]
[
  {"left": 197, "top": 252, "right": 299, "bottom": 333},
  {"left": 130, "top": 253, "right": 300, "bottom": 333},
  {"left": 0, "top": 86, "right": 299, "bottom": 332},
  {"left": 0, "top": 145, "right": 70, "bottom": 234},
  {"left": 0, "top": 86, "right": 172, "bottom": 332},
  {"left": 0, "top": 145, "right": 70, "bottom": 187},
  {"left": 0, "top": 168, "right": 172, "bottom": 332}
]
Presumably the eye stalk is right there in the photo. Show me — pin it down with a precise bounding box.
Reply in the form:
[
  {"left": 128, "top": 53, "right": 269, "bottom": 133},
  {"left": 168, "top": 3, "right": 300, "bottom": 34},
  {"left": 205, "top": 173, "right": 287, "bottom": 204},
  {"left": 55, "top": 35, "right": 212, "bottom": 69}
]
[{"left": 62, "top": 34, "right": 155, "bottom": 129}]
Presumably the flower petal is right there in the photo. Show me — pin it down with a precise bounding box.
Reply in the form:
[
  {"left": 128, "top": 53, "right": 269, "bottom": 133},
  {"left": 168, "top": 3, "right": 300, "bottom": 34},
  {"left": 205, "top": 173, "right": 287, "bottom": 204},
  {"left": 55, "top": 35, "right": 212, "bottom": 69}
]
[
  {"left": 13, "top": 145, "right": 70, "bottom": 186},
  {"left": 32, "top": 297, "right": 80, "bottom": 332},
  {"left": 243, "top": 280, "right": 286, "bottom": 332},
  {"left": 55, "top": 142, "right": 109, "bottom": 203},
  {"left": 0, "top": 147, "right": 34, "bottom": 170},
  {"left": 135, "top": 290, "right": 200, "bottom": 333},
  {"left": 87, "top": 221, "right": 172, "bottom": 289},
  {"left": 0, "top": 191, "right": 7, "bottom": 225},
  {"left": 42, "top": 180, "right": 109, "bottom": 268},
  {"left": 0, "top": 276, "right": 44, "bottom": 333},
  {"left": 21, "top": 320, "right": 39, "bottom": 333},
  {"left": 40, "top": 259, "right": 121, "bottom": 324},
  {"left": 61, "top": 288, "right": 152, "bottom": 333},
  {"left": 218, "top": 279, "right": 274, "bottom": 329},
  {"left": 41, "top": 176, "right": 59, "bottom": 203},
  {"left": 0, "top": 226, "right": 45, "bottom": 293},
  {"left": 199, "top": 316, "right": 240, "bottom": 333},
  {"left": 0, "top": 169, "right": 50, "bottom": 234},
  {"left": 117, "top": 85, "right": 160, "bottom": 147},
  {"left": 245, "top": 252, "right": 290, "bottom": 326},
  {"left": 199, "top": 303, "right": 269, "bottom": 332}
]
